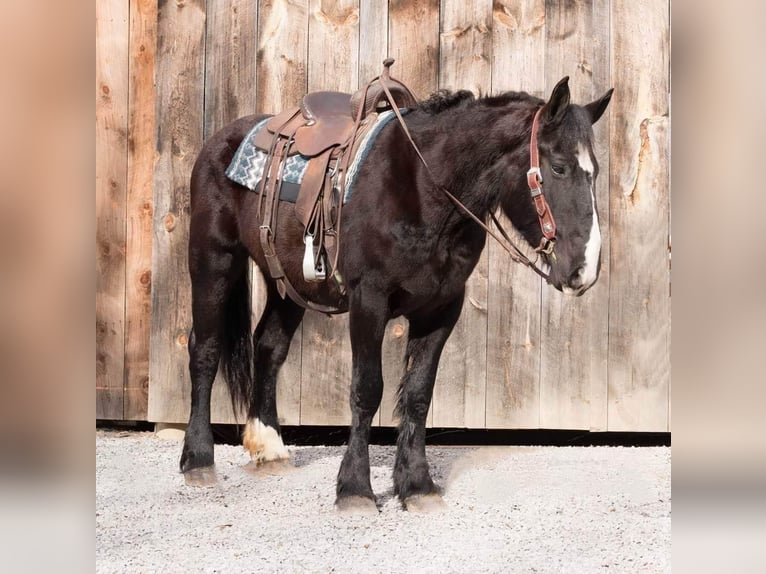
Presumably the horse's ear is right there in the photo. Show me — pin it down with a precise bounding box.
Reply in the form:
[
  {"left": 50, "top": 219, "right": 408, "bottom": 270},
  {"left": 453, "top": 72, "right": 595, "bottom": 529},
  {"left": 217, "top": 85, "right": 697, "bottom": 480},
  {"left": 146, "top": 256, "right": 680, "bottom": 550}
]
[
  {"left": 542, "top": 76, "right": 570, "bottom": 125},
  {"left": 584, "top": 88, "right": 614, "bottom": 124}
]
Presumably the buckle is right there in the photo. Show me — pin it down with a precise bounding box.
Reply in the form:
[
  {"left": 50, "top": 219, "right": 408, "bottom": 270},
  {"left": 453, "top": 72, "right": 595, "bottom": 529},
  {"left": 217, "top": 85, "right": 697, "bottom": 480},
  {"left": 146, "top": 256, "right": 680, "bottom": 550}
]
[
  {"left": 536, "top": 237, "right": 556, "bottom": 257},
  {"left": 527, "top": 166, "right": 543, "bottom": 184}
]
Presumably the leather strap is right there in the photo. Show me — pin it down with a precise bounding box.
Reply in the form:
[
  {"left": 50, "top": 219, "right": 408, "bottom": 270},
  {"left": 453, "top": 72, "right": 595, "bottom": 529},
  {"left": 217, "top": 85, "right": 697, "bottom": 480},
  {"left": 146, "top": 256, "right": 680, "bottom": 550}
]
[
  {"left": 328, "top": 83, "right": 369, "bottom": 275},
  {"left": 527, "top": 108, "right": 557, "bottom": 249},
  {"left": 258, "top": 111, "right": 302, "bottom": 298}
]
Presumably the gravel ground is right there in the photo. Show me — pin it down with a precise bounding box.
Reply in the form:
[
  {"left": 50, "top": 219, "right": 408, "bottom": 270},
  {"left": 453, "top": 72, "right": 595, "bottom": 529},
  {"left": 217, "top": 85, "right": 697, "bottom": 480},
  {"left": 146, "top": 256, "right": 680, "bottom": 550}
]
[{"left": 96, "top": 431, "right": 670, "bottom": 573}]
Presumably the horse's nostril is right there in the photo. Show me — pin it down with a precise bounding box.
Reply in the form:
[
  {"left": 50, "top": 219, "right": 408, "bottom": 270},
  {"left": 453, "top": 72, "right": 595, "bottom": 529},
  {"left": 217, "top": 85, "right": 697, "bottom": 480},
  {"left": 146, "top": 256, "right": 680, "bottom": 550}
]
[{"left": 568, "top": 267, "right": 585, "bottom": 289}]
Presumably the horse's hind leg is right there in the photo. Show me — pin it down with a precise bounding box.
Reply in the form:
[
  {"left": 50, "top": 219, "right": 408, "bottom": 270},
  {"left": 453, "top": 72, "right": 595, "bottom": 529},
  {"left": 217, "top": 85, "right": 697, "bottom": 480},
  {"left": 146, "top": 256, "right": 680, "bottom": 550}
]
[
  {"left": 180, "top": 241, "right": 249, "bottom": 487},
  {"left": 394, "top": 293, "right": 464, "bottom": 511},
  {"left": 243, "top": 282, "right": 304, "bottom": 470}
]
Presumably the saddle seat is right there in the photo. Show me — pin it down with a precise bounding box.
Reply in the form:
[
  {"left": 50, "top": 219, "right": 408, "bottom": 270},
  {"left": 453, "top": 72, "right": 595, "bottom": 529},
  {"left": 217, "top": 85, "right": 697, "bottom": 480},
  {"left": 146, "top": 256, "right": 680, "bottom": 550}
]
[
  {"left": 350, "top": 58, "right": 419, "bottom": 120},
  {"left": 295, "top": 91, "right": 355, "bottom": 157}
]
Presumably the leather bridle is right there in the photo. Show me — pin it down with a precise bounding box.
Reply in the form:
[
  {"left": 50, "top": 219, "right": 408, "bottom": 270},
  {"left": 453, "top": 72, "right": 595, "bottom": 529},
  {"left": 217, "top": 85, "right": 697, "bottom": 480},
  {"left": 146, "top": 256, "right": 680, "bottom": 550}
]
[
  {"left": 380, "top": 82, "right": 556, "bottom": 282},
  {"left": 526, "top": 107, "right": 557, "bottom": 257}
]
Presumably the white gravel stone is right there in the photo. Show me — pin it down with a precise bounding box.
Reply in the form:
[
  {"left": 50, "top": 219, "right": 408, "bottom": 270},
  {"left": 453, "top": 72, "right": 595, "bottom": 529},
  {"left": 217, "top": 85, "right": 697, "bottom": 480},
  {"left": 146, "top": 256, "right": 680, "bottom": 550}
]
[{"left": 96, "top": 431, "right": 670, "bottom": 573}]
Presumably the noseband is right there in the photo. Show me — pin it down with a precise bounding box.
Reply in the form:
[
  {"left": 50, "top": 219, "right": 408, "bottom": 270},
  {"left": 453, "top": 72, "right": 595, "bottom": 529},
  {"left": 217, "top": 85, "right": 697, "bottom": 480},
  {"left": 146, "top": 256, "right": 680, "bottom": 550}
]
[{"left": 380, "top": 84, "right": 556, "bottom": 281}]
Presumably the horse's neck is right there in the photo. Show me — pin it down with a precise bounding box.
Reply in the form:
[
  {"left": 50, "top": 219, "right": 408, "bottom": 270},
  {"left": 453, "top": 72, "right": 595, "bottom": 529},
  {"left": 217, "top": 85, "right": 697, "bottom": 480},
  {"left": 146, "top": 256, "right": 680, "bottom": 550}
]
[{"left": 411, "top": 105, "right": 534, "bottom": 225}]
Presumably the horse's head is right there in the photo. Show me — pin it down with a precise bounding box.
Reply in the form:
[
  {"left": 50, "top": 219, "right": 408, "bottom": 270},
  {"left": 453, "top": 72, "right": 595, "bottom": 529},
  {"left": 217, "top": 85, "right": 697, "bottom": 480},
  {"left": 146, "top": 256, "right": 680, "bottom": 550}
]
[{"left": 518, "top": 77, "right": 613, "bottom": 296}]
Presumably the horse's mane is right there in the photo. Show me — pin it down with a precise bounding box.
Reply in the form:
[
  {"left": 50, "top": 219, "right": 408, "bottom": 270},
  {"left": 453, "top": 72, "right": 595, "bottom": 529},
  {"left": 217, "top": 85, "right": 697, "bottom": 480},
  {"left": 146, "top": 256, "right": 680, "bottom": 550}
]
[{"left": 418, "top": 89, "right": 543, "bottom": 115}]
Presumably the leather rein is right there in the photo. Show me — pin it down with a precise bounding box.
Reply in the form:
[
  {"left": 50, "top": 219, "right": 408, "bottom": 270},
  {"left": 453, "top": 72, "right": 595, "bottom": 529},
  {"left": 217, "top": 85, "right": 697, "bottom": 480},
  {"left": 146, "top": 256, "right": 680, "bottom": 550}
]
[{"left": 380, "top": 81, "right": 557, "bottom": 282}]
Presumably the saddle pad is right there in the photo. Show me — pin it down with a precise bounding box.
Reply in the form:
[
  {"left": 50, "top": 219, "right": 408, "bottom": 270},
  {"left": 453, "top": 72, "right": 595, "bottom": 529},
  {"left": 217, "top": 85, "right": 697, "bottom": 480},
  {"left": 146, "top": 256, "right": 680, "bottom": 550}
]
[{"left": 224, "top": 110, "right": 406, "bottom": 203}]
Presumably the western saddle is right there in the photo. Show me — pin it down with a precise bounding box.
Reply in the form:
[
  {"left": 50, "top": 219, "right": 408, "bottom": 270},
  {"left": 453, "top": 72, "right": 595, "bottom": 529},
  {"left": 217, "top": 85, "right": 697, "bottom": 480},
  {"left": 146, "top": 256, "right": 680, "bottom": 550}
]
[{"left": 253, "top": 59, "right": 418, "bottom": 314}]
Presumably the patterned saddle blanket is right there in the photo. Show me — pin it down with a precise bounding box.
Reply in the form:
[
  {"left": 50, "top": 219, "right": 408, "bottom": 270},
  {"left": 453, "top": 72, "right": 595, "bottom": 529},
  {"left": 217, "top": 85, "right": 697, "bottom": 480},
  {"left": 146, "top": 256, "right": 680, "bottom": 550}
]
[{"left": 225, "top": 109, "right": 404, "bottom": 203}]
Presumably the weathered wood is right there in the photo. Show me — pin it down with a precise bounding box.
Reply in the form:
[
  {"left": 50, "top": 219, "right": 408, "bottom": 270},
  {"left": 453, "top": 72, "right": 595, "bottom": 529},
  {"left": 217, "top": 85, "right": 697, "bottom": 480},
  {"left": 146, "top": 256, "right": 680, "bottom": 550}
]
[
  {"left": 115, "top": 0, "right": 673, "bottom": 431},
  {"left": 430, "top": 0, "right": 492, "bottom": 428},
  {"left": 438, "top": 0, "right": 491, "bottom": 96},
  {"left": 356, "top": 0, "right": 405, "bottom": 427},
  {"left": 147, "top": 0, "right": 206, "bottom": 423},
  {"left": 203, "top": 0, "right": 257, "bottom": 140},
  {"left": 379, "top": 319, "right": 409, "bottom": 426},
  {"left": 607, "top": 0, "right": 670, "bottom": 432},
  {"left": 256, "top": 0, "right": 309, "bottom": 114},
  {"left": 358, "top": 0, "right": 388, "bottom": 87},
  {"left": 124, "top": 0, "right": 157, "bottom": 421},
  {"left": 388, "top": 0, "right": 439, "bottom": 100},
  {"left": 299, "top": 316, "right": 353, "bottom": 426},
  {"left": 387, "top": 0, "right": 440, "bottom": 428},
  {"left": 254, "top": 0, "right": 310, "bottom": 425},
  {"left": 308, "top": 0, "right": 359, "bottom": 92},
  {"left": 539, "top": 0, "right": 611, "bottom": 430},
  {"left": 485, "top": 0, "right": 546, "bottom": 429},
  {"left": 299, "top": 0, "right": 359, "bottom": 426},
  {"left": 96, "top": 0, "right": 128, "bottom": 419},
  {"left": 588, "top": 0, "right": 611, "bottom": 431},
  {"left": 204, "top": 0, "right": 259, "bottom": 423}
]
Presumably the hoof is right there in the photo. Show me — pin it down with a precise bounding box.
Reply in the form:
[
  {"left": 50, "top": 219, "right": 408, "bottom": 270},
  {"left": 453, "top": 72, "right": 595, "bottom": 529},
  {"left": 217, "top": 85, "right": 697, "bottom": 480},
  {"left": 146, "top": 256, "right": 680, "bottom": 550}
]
[
  {"left": 335, "top": 495, "right": 379, "bottom": 515},
  {"left": 243, "top": 459, "right": 294, "bottom": 477},
  {"left": 183, "top": 465, "right": 217, "bottom": 487},
  {"left": 403, "top": 493, "right": 447, "bottom": 513}
]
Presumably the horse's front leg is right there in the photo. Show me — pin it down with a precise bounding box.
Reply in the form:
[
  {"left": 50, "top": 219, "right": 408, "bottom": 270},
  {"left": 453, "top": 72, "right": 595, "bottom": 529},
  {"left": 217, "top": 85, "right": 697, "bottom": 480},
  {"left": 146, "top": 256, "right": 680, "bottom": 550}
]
[
  {"left": 395, "top": 293, "right": 464, "bottom": 511},
  {"left": 335, "top": 283, "right": 388, "bottom": 513}
]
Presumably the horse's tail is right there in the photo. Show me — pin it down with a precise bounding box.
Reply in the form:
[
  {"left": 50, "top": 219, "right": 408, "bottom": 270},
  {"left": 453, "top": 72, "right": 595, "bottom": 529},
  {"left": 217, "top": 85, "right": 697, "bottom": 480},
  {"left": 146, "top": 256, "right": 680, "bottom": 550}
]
[{"left": 219, "top": 264, "right": 253, "bottom": 420}]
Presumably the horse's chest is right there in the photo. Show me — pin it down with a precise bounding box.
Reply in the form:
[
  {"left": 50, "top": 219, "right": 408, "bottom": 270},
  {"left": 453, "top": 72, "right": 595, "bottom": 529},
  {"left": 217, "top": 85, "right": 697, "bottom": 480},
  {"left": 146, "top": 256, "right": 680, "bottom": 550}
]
[{"left": 395, "top": 237, "right": 482, "bottom": 311}]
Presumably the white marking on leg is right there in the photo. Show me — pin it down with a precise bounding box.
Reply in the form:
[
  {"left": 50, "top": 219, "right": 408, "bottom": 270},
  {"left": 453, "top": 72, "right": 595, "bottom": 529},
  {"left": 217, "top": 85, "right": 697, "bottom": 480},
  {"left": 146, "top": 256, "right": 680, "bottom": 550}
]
[
  {"left": 243, "top": 419, "right": 289, "bottom": 463},
  {"left": 577, "top": 143, "right": 601, "bottom": 288}
]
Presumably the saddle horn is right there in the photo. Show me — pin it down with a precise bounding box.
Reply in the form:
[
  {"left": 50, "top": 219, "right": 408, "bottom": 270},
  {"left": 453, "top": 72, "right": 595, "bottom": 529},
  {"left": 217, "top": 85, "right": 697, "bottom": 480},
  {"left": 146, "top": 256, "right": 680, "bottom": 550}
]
[{"left": 350, "top": 59, "right": 419, "bottom": 121}]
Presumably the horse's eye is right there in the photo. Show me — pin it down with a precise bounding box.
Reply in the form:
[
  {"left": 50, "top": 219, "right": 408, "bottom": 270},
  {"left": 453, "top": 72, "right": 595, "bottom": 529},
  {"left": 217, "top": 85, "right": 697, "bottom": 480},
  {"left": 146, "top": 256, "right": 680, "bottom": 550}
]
[{"left": 551, "top": 164, "right": 566, "bottom": 176}]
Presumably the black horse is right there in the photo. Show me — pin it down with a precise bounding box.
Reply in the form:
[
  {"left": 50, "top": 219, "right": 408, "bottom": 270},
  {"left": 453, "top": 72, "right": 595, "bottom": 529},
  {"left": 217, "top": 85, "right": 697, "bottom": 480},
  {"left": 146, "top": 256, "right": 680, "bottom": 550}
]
[{"left": 180, "top": 77, "right": 612, "bottom": 512}]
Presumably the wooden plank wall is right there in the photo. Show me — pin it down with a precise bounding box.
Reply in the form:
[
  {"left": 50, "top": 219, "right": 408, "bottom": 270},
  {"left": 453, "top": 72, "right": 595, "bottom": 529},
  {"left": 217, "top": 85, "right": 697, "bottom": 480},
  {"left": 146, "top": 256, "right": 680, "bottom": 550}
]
[
  {"left": 96, "top": 0, "right": 129, "bottom": 420},
  {"left": 96, "top": 0, "right": 671, "bottom": 432},
  {"left": 485, "top": 0, "right": 546, "bottom": 429}
]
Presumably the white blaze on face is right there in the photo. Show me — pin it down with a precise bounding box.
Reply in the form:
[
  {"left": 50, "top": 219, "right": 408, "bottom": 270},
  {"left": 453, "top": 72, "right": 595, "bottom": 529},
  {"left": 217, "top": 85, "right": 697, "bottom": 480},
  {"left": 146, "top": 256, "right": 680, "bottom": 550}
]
[
  {"left": 243, "top": 418, "right": 289, "bottom": 463},
  {"left": 577, "top": 142, "right": 601, "bottom": 288}
]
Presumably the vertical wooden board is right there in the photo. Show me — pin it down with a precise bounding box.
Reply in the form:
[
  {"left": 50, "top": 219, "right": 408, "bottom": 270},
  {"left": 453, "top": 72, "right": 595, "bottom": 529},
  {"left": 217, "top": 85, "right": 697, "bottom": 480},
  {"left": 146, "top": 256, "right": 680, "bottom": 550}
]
[
  {"left": 203, "top": 0, "right": 257, "bottom": 140},
  {"left": 438, "top": 0, "right": 491, "bottom": 95},
  {"left": 255, "top": 0, "right": 309, "bottom": 424},
  {"left": 388, "top": 0, "right": 439, "bottom": 99},
  {"left": 299, "top": 0, "right": 359, "bottom": 426},
  {"left": 539, "top": 0, "right": 611, "bottom": 430},
  {"left": 148, "top": 0, "right": 206, "bottom": 423},
  {"left": 431, "top": 0, "right": 491, "bottom": 428},
  {"left": 203, "top": 0, "right": 259, "bottom": 423},
  {"left": 356, "top": 0, "right": 404, "bottom": 427},
  {"left": 485, "top": 0, "right": 545, "bottom": 429},
  {"left": 124, "top": 0, "right": 157, "bottom": 421},
  {"left": 379, "top": 319, "right": 408, "bottom": 426},
  {"left": 308, "top": 0, "right": 359, "bottom": 92},
  {"left": 608, "top": 0, "right": 670, "bottom": 431},
  {"left": 96, "top": 0, "right": 128, "bottom": 420},
  {"left": 299, "top": 314, "right": 353, "bottom": 426},
  {"left": 388, "top": 0, "right": 439, "bottom": 428},
  {"left": 588, "top": 0, "right": 611, "bottom": 431},
  {"left": 358, "top": 0, "right": 388, "bottom": 87},
  {"left": 256, "top": 0, "right": 309, "bottom": 114}
]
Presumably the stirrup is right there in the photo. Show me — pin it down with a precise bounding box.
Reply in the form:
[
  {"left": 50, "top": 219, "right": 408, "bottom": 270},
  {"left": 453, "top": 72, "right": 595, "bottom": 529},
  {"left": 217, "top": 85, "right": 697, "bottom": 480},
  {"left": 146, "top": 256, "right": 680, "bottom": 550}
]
[{"left": 302, "top": 233, "right": 326, "bottom": 281}]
